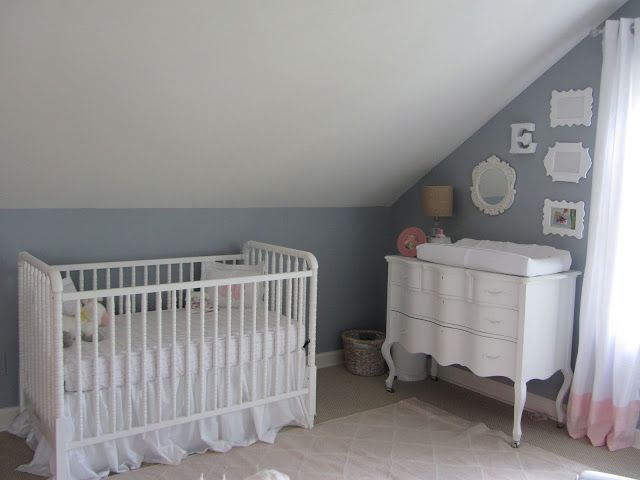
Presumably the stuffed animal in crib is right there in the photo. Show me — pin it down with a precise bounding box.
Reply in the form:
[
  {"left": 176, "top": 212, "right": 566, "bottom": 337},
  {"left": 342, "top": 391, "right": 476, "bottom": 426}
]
[{"left": 61, "top": 301, "right": 109, "bottom": 348}]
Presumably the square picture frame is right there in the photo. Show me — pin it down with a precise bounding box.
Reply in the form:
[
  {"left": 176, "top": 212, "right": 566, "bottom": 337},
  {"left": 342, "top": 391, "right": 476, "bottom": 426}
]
[
  {"left": 543, "top": 142, "right": 592, "bottom": 183},
  {"left": 542, "top": 199, "right": 585, "bottom": 239},
  {"left": 550, "top": 87, "right": 593, "bottom": 127}
]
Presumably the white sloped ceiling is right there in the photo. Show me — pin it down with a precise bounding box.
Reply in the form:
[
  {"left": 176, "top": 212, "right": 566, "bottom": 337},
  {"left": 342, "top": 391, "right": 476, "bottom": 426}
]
[{"left": 0, "top": 0, "right": 626, "bottom": 208}]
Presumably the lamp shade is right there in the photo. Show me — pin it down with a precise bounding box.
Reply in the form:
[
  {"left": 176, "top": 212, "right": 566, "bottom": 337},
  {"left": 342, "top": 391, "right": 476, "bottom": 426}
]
[{"left": 422, "top": 186, "right": 453, "bottom": 217}]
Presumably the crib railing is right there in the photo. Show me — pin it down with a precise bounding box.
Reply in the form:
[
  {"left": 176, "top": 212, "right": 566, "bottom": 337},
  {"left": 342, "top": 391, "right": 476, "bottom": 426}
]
[
  {"left": 18, "top": 252, "right": 64, "bottom": 441},
  {"left": 55, "top": 253, "right": 245, "bottom": 315},
  {"left": 18, "top": 242, "right": 317, "bottom": 478}
]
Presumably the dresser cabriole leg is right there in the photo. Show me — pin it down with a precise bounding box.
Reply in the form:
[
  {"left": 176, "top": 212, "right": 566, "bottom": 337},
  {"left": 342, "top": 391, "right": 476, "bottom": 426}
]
[
  {"left": 512, "top": 379, "right": 526, "bottom": 447},
  {"left": 381, "top": 340, "right": 396, "bottom": 392},
  {"left": 555, "top": 367, "right": 573, "bottom": 428}
]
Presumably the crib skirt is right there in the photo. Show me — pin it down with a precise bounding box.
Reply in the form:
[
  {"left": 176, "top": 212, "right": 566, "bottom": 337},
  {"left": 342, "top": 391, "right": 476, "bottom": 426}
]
[{"left": 10, "top": 357, "right": 309, "bottom": 479}]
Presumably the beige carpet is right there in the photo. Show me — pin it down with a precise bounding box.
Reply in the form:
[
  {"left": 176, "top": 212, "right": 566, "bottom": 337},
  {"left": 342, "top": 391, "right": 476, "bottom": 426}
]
[
  {"left": 1, "top": 365, "right": 639, "bottom": 478},
  {"left": 118, "top": 397, "right": 589, "bottom": 480}
]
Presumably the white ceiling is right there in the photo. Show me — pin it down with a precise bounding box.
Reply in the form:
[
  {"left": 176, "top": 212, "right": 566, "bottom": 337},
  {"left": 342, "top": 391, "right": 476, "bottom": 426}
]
[{"left": 0, "top": 0, "right": 626, "bottom": 208}]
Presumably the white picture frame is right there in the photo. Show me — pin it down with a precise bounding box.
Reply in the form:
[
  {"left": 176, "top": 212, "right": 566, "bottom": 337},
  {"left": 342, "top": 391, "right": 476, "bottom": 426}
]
[
  {"left": 550, "top": 87, "right": 593, "bottom": 127},
  {"left": 542, "top": 199, "right": 585, "bottom": 239},
  {"left": 543, "top": 142, "right": 592, "bottom": 183},
  {"left": 470, "top": 155, "right": 517, "bottom": 216}
]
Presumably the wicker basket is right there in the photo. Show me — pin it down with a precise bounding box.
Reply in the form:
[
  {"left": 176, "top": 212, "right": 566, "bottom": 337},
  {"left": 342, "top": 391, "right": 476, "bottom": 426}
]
[{"left": 341, "top": 330, "right": 386, "bottom": 376}]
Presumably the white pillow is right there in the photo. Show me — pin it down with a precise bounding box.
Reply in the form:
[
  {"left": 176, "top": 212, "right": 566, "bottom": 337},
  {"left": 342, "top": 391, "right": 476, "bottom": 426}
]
[
  {"left": 62, "top": 276, "right": 78, "bottom": 316},
  {"left": 201, "top": 262, "right": 265, "bottom": 309}
]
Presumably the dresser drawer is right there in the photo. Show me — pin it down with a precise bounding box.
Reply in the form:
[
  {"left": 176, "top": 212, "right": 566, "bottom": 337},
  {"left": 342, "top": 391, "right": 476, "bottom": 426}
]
[
  {"left": 389, "top": 287, "right": 518, "bottom": 339},
  {"left": 390, "top": 312, "right": 516, "bottom": 379},
  {"left": 470, "top": 274, "right": 520, "bottom": 309},
  {"left": 389, "top": 285, "right": 437, "bottom": 318},
  {"left": 390, "top": 261, "right": 421, "bottom": 289},
  {"left": 439, "top": 298, "right": 519, "bottom": 339},
  {"left": 422, "top": 265, "right": 467, "bottom": 298}
]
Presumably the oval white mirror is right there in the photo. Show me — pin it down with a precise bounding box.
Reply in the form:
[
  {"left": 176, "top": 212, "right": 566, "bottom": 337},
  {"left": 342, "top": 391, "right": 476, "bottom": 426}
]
[{"left": 470, "top": 155, "right": 516, "bottom": 215}]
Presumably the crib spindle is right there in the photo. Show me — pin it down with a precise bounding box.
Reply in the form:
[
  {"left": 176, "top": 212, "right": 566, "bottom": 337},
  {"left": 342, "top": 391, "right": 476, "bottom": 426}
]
[
  {"left": 185, "top": 289, "right": 192, "bottom": 417},
  {"left": 297, "top": 276, "right": 305, "bottom": 390},
  {"left": 171, "top": 290, "right": 177, "bottom": 420},
  {"left": 36, "top": 272, "right": 40, "bottom": 416},
  {"left": 31, "top": 267, "right": 36, "bottom": 416},
  {"left": 25, "top": 266, "right": 30, "bottom": 414},
  {"left": 212, "top": 287, "right": 219, "bottom": 410},
  {"left": 263, "top": 280, "right": 269, "bottom": 399},
  {"left": 275, "top": 275, "right": 282, "bottom": 396},
  {"left": 225, "top": 287, "right": 232, "bottom": 408},
  {"left": 199, "top": 290, "right": 206, "bottom": 413},
  {"left": 132, "top": 268, "right": 137, "bottom": 313},
  {"left": 75, "top": 299, "right": 83, "bottom": 440},
  {"left": 267, "top": 253, "right": 274, "bottom": 311},
  {"left": 119, "top": 267, "right": 124, "bottom": 315},
  {"left": 50, "top": 274, "right": 57, "bottom": 429},
  {"left": 251, "top": 282, "right": 257, "bottom": 401},
  {"left": 93, "top": 298, "right": 100, "bottom": 435},
  {"left": 156, "top": 292, "right": 162, "bottom": 423},
  {"left": 109, "top": 297, "right": 116, "bottom": 433},
  {"left": 285, "top": 257, "right": 292, "bottom": 393},
  {"left": 141, "top": 294, "right": 148, "bottom": 426},
  {"left": 238, "top": 284, "right": 245, "bottom": 404},
  {"left": 126, "top": 294, "right": 132, "bottom": 430},
  {"left": 178, "top": 266, "right": 184, "bottom": 309},
  {"left": 293, "top": 259, "right": 299, "bottom": 325}
]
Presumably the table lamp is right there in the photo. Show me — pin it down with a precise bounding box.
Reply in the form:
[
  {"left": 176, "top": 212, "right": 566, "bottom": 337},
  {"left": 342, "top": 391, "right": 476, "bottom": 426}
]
[{"left": 422, "top": 186, "right": 453, "bottom": 241}]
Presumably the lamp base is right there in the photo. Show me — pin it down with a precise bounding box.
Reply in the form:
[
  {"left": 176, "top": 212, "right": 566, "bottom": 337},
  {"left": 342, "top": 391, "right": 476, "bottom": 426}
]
[
  {"left": 428, "top": 236, "right": 452, "bottom": 245},
  {"left": 430, "top": 217, "right": 445, "bottom": 238}
]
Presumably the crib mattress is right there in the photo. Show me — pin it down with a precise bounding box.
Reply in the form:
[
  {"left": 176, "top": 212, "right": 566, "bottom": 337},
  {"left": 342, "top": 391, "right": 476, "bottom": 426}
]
[
  {"left": 416, "top": 238, "right": 572, "bottom": 277},
  {"left": 63, "top": 306, "right": 301, "bottom": 392}
]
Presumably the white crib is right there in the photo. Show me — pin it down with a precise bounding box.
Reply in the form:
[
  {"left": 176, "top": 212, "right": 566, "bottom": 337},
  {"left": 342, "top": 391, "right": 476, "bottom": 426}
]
[{"left": 16, "top": 241, "right": 317, "bottom": 479}]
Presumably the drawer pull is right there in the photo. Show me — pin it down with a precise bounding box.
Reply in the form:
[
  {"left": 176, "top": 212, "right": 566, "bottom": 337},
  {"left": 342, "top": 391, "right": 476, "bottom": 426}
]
[
  {"left": 487, "top": 289, "right": 504, "bottom": 295},
  {"left": 486, "top": 318, "right": 501, "bottom": 324},
  {"left": 484, "top": 354, "right": 501, "bottom": 360}
]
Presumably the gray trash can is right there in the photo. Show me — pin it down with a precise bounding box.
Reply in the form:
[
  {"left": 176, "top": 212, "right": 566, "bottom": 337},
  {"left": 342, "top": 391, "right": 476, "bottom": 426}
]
[{"left": 391, "top": 343, "right": 427, "bottom": 381}]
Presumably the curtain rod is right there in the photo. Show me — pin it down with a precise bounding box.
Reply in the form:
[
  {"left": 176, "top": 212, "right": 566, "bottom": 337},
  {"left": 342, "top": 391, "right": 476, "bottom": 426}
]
[{"left": 591, "top": 21, "right": 635, "bottom": 38}]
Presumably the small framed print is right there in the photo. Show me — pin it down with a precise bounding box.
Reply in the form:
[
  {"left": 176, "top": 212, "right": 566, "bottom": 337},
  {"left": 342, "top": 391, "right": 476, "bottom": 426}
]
[
  {"left": 542, "top": 199, "right": 585, "bottom": 239},
  {"left": 543, "top": 142, "right": 592, "bottom": 183},
  {"left": 550, "top": 88, "right": 593, "bottom": 127}
]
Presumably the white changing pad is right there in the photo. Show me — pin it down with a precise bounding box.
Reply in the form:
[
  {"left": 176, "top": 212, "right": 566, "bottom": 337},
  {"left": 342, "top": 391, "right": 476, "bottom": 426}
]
[
  {"left": 416, "top": 238, "right": 572, "bottom": 277},
  {"left": 64, "top": 307, "right": 300, "bottom": 392}
]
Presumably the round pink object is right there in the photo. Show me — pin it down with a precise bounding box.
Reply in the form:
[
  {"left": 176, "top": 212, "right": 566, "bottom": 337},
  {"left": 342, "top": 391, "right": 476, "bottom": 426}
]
[{"left": 396, "top": 227, "right": 427, "bottom": 257}]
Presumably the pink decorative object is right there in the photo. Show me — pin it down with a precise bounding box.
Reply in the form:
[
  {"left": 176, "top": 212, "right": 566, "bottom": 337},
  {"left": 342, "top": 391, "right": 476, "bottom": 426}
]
[
  {"left": 100, "top": 308, "right": 110, "bottom": 327},
  {"left": 396, "top": 227, "right": 427, "bottom": 257}
]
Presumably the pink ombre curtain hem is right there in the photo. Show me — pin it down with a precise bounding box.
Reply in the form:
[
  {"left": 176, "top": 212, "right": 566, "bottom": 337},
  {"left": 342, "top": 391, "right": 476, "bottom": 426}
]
[{"left": 568, "top": 392, "right": 640, "bottom": 451}]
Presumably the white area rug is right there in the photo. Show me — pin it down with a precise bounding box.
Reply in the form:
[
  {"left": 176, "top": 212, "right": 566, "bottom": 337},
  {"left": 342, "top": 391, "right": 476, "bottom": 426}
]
[{"left": 119, "top": 398, "right": 588, "bottom": 479}]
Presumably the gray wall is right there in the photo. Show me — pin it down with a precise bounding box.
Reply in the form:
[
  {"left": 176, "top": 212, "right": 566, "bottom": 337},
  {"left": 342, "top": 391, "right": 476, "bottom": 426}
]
[
  {"left": 389, "top": 1, "right": 640, "bottom": 400},
  {"left": 0, "top": 208, "right": 388, "bottom": 408}
]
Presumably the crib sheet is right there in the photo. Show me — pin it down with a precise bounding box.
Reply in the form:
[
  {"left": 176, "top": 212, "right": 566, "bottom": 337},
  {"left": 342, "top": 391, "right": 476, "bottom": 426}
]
[{"left": 63, "top": 307, "right": 302, "bottom": 392}]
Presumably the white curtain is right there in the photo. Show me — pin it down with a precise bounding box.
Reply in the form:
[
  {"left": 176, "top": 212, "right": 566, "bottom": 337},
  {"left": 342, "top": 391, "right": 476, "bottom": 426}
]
[{"left": 567, "top": 18, "right": 640, "bottom": 451}]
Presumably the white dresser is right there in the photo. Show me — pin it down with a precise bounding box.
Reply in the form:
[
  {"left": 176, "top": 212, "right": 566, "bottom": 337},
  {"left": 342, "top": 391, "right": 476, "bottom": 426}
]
[{"left": 382, "top": 255, "right": 580, "bottom": 447}]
